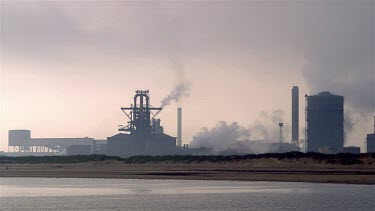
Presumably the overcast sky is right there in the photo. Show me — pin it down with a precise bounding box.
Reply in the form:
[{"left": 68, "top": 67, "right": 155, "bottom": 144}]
[{"left": 1, "top": 0, "right": 374, "bottom": 151}]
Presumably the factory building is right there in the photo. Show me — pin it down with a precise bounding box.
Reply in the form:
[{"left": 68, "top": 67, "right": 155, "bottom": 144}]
[
  {"left": 306, "top": 91, "right": 344, "bottom": 152},
  {"left": 342, "top": 146, "right": 361, "bottom": 154},
  {"left": 367, "top": 134, "right": 375, "bottom": 153},
  {"left": 217, "top": 141, "right": 300, "bottom": 155},
  {"left": 366, "top": 117, "right": 375, "bottom": 153},
  {"left": 318, "top": 146, "right": 340, "bottom": 154},
  {"left": 107, "top": 90, "right": 176, "bottom": 157},
  {"left": 291, "top": 86, "right": 299, "bottom": 145},
  {"left": 67, "top": 145, "right": 91, "bottom": 155},
  {"left": 8, "top": 129, "right": 105, "bottom": 156}
]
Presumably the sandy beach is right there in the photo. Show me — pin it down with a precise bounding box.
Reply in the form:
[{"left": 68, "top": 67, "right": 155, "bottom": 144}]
[{"left": 1, "top": 156, "right": 375, "bottom": 184}]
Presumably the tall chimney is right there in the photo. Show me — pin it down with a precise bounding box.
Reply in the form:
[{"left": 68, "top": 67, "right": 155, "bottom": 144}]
[
  {"left": 177, "top": 108, "right": 182, "bottom": 147},
  {"left": 292, "top": 86, "right": 299, "bottom": 145},
  {"left": 279, "top": 122, "right": 284, "bottom": 143}
]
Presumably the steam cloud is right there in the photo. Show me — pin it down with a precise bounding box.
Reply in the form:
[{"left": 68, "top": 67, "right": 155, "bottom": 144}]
[
  {"left": 190, "top": 110, "right": 293, "bottom": 154},
  {"left": 190, "top": 121, "right": 250, "bottom": 152},
  {"left": 160, "top": 81, "right": 191, "bottom": 108}
]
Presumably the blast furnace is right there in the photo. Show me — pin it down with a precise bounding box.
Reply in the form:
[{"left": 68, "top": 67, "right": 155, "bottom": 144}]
[{"left": 107, "top": 90, "right": 176, "bottom": 157}]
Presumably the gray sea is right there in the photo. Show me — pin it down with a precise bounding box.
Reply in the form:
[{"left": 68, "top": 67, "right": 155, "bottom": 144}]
[{"left": 0, "top": 178, "right": 374, "bottom": 210}]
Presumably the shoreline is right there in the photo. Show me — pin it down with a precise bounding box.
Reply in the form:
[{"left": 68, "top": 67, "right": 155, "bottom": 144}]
[
  {"left": 1, "top": 162, "right": 374, "bottom": 185},
  {"left": 1, "top": 175, "right": 374, "bottom": 185}
]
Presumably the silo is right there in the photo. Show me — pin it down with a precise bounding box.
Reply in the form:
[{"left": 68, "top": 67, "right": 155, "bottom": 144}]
[{"left": 306, "top": 92, "right": 344, "bottom": 152}]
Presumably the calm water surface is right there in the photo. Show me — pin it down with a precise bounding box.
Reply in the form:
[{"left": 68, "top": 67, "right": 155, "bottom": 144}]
[{"left": 0, "top": 178, "right": 374, "bottom": 210}]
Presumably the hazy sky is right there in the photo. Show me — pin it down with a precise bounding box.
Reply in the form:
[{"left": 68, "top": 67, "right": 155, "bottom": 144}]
[{"left": 1, "top": 0, "right": 374, "bottom": 151}]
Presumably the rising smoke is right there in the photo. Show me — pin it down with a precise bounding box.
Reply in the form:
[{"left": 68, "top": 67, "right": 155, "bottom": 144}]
[
  {"left": 250, "top": 110, "right": 291, "bottom": 141},
  {"left": 151, "top": 5, "right": 192, "bottom": 109},
  {"left": 160, "top": 81, "right": 191, "bottom": 108},
  {"left": 190, "top": 121, "right": 250, "bottom": 152},
  {"left": 190, "top": 110, "right": 291, "bottom": 154}
]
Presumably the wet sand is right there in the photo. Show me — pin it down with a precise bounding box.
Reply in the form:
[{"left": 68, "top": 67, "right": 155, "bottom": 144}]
[{"left": 1, "top": 160, "right": 374, "bottom": 184}]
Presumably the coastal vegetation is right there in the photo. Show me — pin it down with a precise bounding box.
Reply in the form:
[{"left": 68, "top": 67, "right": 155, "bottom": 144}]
[{"left": 1, "top": 152, "right": 374, "bottom": 165}]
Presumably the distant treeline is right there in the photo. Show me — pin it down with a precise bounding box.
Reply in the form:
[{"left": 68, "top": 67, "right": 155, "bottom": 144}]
[{"left": 1, "top": 152, "right": 374, "bottom": 165}]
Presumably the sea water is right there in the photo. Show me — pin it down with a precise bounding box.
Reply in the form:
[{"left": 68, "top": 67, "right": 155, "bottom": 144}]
[{"left": 0, "top": 178, "right": 374, "bottom": 210}]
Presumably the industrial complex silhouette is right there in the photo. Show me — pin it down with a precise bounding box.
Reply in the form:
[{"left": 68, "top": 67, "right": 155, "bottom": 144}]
[{"left": 4, "top": 87, "right": 374, "bottom": 157}]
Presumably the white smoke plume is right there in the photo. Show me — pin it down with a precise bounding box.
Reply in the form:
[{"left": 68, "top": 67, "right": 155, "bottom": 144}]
[
  {"left": 250, "top": 110, "right": 291, "bottom": 141},
  {"left": 190, "top": 110, "right": 294, "bottom": 154},
  {"left": 190, "top": 121, "right": 250, "bottom": 152},
  {"left": 160, "top": 81, "right": 191, "bottom": 108}
]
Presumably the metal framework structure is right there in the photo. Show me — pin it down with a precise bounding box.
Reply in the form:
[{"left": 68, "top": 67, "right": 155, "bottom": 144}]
[{"left": 119, "top": 90, "right": 162, "bottom": 134}]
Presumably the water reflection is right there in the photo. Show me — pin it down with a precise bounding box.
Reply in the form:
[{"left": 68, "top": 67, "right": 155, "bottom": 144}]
[
  {"left": 0, "top": 178, "right": 310, "bottom": 197},
  {"left": 0, "top": 178, "right": 374, "bottom": 211}
]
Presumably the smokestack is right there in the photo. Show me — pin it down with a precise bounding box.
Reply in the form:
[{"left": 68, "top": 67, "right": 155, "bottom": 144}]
[
  {"left": 373, "top": 116, "right": 375, "bottom": 134},
  {"left": 279, "top": 122, "right": 284, "bottom": 143},
  {"left": 177, "top": 107, "right": 182, "bottom": 147},
  {"left": 292, "top": 86, "right": 299, "bottom": 145}
]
